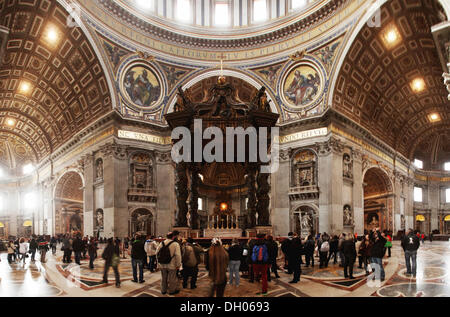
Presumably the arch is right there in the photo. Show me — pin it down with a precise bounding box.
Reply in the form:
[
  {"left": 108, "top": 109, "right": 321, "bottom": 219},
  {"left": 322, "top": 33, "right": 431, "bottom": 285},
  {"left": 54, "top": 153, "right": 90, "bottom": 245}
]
[
  {"left": 363, "top": 166, "right": 394, "bottom": 233},
  {"left": 291, "top": 203, "right": 319, "bottom": 237},
  {"left": 128, "top": 207, "right": 155, "bottom": 236},
  {"left": 57, "top": 0, "right": 117, "bottom": 110},
  {"left": 362, "top": 166, "right": 393, "bottom": 194},
  {"left": 327, "top": 0, "right": 387, "bottom": 107},
  {"left": 166, "top": 69, "right": 280, "bottom": 114},
  {"left": 54, "top": 170, "right": 85, "bottom": 235}
]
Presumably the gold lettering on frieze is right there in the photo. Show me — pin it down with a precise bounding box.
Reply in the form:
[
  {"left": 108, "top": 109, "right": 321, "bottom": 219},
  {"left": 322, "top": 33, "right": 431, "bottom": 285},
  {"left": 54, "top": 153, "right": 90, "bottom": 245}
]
[
  {"left": 118, "top": 130, "right": 171, "bottom": 145},
  {"left": 55, "top": 127, "right": 115, "bottom": 166},
  {"left": 78, "top": 0, "right": 361, "bottom": 61},
  {"left": 278, "top": 127, "right": 328, "bottom": 144}
]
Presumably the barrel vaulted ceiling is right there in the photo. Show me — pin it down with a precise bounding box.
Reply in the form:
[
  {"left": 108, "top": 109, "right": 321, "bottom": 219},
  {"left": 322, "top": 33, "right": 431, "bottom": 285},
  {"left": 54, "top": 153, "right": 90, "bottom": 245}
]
[
  {"left": 0, "top": 0, "right": 112, "bottom": 173},
  {"left": 333, "top": 0, "right": 449, "bottom": 160}
]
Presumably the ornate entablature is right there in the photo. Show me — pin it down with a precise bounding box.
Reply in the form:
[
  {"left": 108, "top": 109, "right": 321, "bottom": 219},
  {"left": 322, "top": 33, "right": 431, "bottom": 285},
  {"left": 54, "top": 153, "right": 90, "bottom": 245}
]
[{"left": 75, "top": 0, "right": 361, "bottom": 129}]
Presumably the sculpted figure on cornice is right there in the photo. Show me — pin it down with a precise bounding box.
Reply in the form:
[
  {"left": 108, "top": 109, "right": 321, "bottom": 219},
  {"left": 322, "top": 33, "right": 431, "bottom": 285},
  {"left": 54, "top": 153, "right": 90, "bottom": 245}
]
[
  {"left": 279, "top": 148, "right": 291, "bottom": 162},
  {"left": 351, "top": 148, "right": 363, "bottom": 162},
  {"left": 155, "top": 151, "right": 172, "bottom": 164},
  {"left": 315, "top": 137, "right": 344, "bottom": 156},
  {"left": 100, "top": 143, "right": 128, "bottom": 160},
  {"left": 81, "top": 153, "right": 94, "bottom": 168}
]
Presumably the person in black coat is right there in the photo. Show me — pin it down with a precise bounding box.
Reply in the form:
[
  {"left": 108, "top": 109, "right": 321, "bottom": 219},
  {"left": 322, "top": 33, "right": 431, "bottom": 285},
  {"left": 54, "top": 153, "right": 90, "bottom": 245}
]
[
  {"left": 341, "top": 234, "right": 357, "bottom": 279},
  {"left": 131, "top": 235, "right": 146, "bottom": 283},
  {"left": 401, "top": 228, "right": 420, "bottom": 277},
  {"left": 327, "top": 235, "right": 339, "bottom": 264},
  {"left": 281, "top": 232, "right": 293, "bottom": 274},
  {"left": 369, "top": 228, "right": 387, "bottom": 281},
  {"left": 29, "top": 238, "right": 38, "bottom": 262},
  {"left": 87, "top": 237, "right": 98, "bottom": 269},
  {"left": 304, "top": 235, "right": 315, "bottom": 267},
  {"left": 72, "top": 235, "right": 84, "bottom": 265},
  {"left": 287, "top": 233, "right": 302, "bottom": 283},
  {"left": 265, "top": 235, "right": 280, "bottom": 280},
  {"left": 102, "top": 238, "right": 120, "bottom": 287}
]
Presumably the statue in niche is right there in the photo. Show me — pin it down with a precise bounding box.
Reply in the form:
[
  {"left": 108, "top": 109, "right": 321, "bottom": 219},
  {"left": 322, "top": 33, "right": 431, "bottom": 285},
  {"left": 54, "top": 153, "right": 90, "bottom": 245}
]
[
  {"left": 401, "top": 214, "right": 406, "bottom": 230},
  {"left": 301, "top": 213, "right": 312, "bottom": 233},
  {"left": 96, "top": 159, "right": 103, "bottom": 179},
  {"left": 343, "top": 154, "right": 353, "bottom": 178},
  {"left": 96, "top": 209, "right": 104, "bottom": 229},
  {"left": 343, "top": 205, "right": 353, "bottom": 226},
  {"left": 137, "top": 214, "right": 150, "bottom": 232}
]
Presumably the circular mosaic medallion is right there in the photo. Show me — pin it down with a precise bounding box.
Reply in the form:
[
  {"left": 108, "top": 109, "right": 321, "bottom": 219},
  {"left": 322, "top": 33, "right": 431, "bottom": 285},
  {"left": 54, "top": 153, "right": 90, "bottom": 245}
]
[
  {"left": 281, "top": 62, "right": 324, "bottom": 110},
  {"left": 120, "top": 62, "right": 162, "bottom": 109}
]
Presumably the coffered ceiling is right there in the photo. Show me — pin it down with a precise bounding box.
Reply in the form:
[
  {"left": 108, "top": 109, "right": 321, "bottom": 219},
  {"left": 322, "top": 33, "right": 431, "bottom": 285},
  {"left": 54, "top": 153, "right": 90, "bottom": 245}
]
[
  {"left": 333, "top": 0, "right": 449, "bottom": 160},
  {"left": 0, "top": 0, "right": 112, "bottom": 173}
]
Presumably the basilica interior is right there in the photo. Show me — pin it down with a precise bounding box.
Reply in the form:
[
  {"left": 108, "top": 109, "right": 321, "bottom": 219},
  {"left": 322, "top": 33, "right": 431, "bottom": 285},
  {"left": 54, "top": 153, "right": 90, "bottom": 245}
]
[{"left": 1, "top": 0, "right": 450, "bottom": 298}]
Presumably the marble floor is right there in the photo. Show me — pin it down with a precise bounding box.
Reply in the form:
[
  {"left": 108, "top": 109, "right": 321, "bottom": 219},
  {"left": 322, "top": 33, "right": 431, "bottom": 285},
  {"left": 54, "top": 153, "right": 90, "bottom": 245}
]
[{"left": 1, "top": 241, "right": 450, "bottom": 297}]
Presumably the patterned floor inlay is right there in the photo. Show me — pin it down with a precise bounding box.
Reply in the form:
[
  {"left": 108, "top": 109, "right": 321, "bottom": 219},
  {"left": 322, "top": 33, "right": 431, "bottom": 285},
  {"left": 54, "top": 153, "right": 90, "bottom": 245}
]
[{"left": 1, "top": 241, "right": 450, "bottom": 297}]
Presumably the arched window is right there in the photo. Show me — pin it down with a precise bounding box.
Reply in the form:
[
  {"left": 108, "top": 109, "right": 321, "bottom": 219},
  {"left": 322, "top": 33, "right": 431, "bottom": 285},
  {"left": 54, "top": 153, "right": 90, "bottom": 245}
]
[
  {"left": 253, "top": 0, "right": 268, "bottom": 22},
  {"left": 214, "top": 1, "right": 230, "bottom": 26},
  {"left": 175, "top": 0, "right": 192, "bottom": 23}
]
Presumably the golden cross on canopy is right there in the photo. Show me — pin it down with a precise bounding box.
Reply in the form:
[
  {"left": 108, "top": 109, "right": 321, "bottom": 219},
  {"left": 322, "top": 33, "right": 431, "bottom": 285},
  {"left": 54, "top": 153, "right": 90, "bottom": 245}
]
[{"left": 216, "top": 53, "right": 227, "bottom": 76}]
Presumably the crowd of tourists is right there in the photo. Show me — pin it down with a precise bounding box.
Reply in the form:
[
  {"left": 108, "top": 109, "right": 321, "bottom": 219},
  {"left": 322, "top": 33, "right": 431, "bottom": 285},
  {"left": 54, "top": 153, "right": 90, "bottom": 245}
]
[{"left": 1, "top": 227, "right": 423, "bottom": 296}]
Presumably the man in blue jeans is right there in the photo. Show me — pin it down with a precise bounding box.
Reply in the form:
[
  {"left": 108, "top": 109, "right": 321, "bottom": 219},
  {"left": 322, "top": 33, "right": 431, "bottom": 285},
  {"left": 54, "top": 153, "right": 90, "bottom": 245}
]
[
  {"left": 401, "top": 229, "right": 420, "bottom": 277},
  {"left": 131, "top": 235, "right": 146, "bottom": 283},
  {"left": 369, "top": 228, "right": 387, "bottom": 281}
]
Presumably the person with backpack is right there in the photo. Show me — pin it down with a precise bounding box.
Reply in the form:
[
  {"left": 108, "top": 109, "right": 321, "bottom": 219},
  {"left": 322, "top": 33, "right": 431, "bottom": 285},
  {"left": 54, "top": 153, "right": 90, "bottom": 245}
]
[
  {"left": 156, "top": 231, "right": 182, "bottom": 295},
  {"left": 131, "top": 235, "right": 146, "bottom": 283},
  {"left": 401, "top": 228, "right": 420, "bottom": 277},
  {"left": 287, "top": 233, "right": 302, "bottom": 283},
  {"left": 144, "top": 235, "right": 159, "bottom": 272},
  {"left": 251, "top": 234, "right": 270, "bottom": 295},
  {"left": 181, "top": 237, "right": 203, "bottom": 289},
  {"left": 228, "top": 238, "right": 242, "bottom": 287},
  {"left": 102, "top": 238, "right": 121, "bottom": 288},
  {"left": 318, "top": 233, "right": 330, "bottom": 268}
]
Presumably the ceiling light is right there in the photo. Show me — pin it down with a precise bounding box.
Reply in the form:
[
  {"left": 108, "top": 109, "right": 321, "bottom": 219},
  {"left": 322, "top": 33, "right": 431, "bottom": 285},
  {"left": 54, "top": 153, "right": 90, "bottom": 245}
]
[
  {"left": 428, "top": 113, "right": 441, "bottom": 123},
  {"left": 46, "top": 28, "right": 58, "bottom": 42},
  {"left": 385, "top": 30, "right": 397, "bottom": 43},
  {"left": 135, "top": 0, "right": 153, "bottom": 10},
  {"left": 410, "top": 78, "right": 425, "bottom": 93},
  {"left": 381, "top": 25, "right": 401, "bottom": 48},
  {"left": 19, "top": 81, "right": 31, "bottom": 94},
  {"left": 6, "top": 118, "right": 16, "bottom": 127}
]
